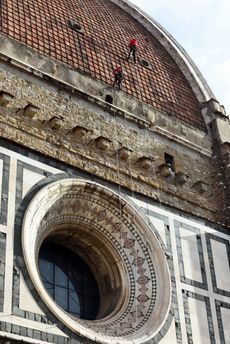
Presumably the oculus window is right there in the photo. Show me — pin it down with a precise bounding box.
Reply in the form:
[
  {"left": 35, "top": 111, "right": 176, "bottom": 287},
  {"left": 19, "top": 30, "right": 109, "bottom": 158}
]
[
  {"left": 39, "top": 242, "right": 100, "bottom": 320},
  {"left": 22, "top": 179, "right": 171, "bottom": 343}
]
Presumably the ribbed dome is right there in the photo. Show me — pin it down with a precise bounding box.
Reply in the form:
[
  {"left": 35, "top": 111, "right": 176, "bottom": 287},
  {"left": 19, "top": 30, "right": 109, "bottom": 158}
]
[{"left": 0, "top": 0, "right": 205, "bottom": 129}]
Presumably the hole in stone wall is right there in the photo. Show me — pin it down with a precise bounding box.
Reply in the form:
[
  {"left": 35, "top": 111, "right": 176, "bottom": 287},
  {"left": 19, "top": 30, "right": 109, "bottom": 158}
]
[
  {"left": 68, "top": 20, "right": 84, "bottom": 33},
  {"left": 164, "top": 153, "right": 175, "bottom": 171},
  {"left": 140, "top": 59, "right": 151, "bottom": 69},
  {"left": 105, "top": 95, "right": 113, "bottom": 104}
]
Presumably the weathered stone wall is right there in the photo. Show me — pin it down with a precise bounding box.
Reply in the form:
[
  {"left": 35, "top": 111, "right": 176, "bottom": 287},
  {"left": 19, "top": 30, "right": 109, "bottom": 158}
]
[
  {"left": 0, "top": 60, "right": 223, "bottom": 225},
  {"left": 204, "top": 105, "right": 230, "bottom": 227},
  {"left": 216, "top": 143, "right": 230, "bottom": 226}
]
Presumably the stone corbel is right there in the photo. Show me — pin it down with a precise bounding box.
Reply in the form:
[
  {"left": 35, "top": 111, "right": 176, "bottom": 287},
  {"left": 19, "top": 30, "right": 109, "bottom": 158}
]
[
  {"left": 159, "top": 163, "right": 173, "bottom": 177},
  {"left": 137, "top": 157, "right": 153, "bottom": 170},
  {"left": 118, "top": 147, "right": 132, "bottom": 161},
  {"left": 175, "top": 172, "right": 187, "bottom": 185},
  {"left": 68, "top": 125, "right": 91, "bottom": 140},
  {"left": 0, "top": 90, "right": 14, "bottom": 106},
  {"left": 22, "top": 103, "right": 40, "bottom": 118},
  {"left": 191, "top": 181, "right": 208, "bottom": 194},
  {"left": 47, "top": 116, "right": 64, "bottom": 130},
  {"left": 95, "top": 136, "right": 112, "bottom": 151}
]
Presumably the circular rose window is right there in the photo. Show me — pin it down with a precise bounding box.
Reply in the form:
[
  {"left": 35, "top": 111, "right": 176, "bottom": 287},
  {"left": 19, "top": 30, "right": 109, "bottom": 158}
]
[{"left": 22, "top": 179, "right": 171, "bottom": 344}]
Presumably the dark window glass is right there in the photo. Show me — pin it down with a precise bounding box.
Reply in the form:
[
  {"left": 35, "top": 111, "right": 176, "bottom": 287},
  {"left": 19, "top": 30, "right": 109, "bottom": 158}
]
[{"left": 39, "top": 243, "right": 100, "bottom": 320}]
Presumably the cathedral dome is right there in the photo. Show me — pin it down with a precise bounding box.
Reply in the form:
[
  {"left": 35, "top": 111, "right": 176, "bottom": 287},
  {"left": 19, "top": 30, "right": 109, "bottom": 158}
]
[
  {"left": 1, "top": 2, "right": 230, "bottom": 344},
  {"left": 0, "top": 0, "right": 213, "bottom": 130}
]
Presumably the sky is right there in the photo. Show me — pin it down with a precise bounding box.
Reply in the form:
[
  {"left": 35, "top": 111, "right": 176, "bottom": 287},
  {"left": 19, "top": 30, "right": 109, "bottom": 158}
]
[{"left": 130, "top": 0, "right": 230, "bottom": 116}]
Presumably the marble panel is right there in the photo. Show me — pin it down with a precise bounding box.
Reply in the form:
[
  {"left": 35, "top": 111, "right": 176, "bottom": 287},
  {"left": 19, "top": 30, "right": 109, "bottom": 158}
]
[
  {"left": 210, "top": 239, "right": 230, "bottom": 292},
  {"left": 19, "top": 273, "right": 44, "bottom": 315},
  {"left": 188, "top": 297, "right": 211, "bottom": 344},
  {"left": 221, "top": 307, "right": 230, "bottom": 343},
  {"left": 180, "top": 227, "right": 202, "bottom": 282},
  {"left": 22, "top": 169, "right": 45, "bottom": 198},
  {"left": 149, "top": 215, "right": 167, "bottom": 246}
]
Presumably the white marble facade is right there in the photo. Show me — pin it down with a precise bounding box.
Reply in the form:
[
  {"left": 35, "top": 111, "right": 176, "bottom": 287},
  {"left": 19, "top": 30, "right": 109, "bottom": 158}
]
[{"left": 0, "top": 144, "right": 229, "bottom": 344}]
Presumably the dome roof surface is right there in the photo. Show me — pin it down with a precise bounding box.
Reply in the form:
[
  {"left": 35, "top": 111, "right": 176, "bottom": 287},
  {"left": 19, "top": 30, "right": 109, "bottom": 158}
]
[{"left": 0, "top": 0, "right": 205, "bottom": 129}]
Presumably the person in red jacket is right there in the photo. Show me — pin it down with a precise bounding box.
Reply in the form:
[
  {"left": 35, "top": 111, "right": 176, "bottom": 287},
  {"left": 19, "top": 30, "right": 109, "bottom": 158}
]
[
  {"left": 113, "top": 65, "right": 123, "bottom": 90},
  {"left": 128, "top": 38, "right": 137, "bottom": 63}
]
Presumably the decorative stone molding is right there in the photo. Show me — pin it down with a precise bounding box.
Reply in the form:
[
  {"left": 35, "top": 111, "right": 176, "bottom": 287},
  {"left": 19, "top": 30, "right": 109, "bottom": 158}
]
[
  {"left": 0, "top": 67, "right": 220, "bottom": 224},
  {"left": 0, "top": 47, "right": 214, "bottom": 156},
  {"left": 0, "top": 116, "right": 219, "bottom": 223},
  {"left": 22, "top": 179, "right": 171, "bottom": 344},
  {"left": 175, "top": 172, "right": 187, "bottom": 185}
]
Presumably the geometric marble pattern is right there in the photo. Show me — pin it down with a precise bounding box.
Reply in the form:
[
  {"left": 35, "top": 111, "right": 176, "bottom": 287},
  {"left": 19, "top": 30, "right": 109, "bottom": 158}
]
[
  {"left": 0, "top": 146, "right": 230, "bottom": 344},
  {"left": 215, "top": 300, "right": 230, "bottom": 344},
  {"left": 175, "top": 222, "right": 207, "bottom": 289},
  {"left": 187, "top": 297, "right": 212, "bottom": 344},
  {"left": 183, "top": 290, "right": 215, "bottom": 344},
  {"left": 21, "top": 179, "right": 171, "bottom": 344},
  {"left": 16, "top": 160, "right": 53, "bottom": 204},
  {"left": 22, "top": 169, "right": 45, "bottom": 199},
  {"left": 206, "top": 234, "right": 230, "bottom": 297},
  {"left": 220, "top": 307, "right": 230, "bottom": 343},
  {"left": 180, "top": 227, "right": 203, "bottom": 282},
  {"left": 211, "top": 239, "right": 230, "bottom": 292}
]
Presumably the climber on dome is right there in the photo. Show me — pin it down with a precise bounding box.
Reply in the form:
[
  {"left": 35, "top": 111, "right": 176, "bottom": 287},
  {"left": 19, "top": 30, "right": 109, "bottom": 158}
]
[
  {"left": 113, "top": 65, "right": 123, "bottom": 90},
  {"left": 128, "top": 38, "right": 137, "bottom": 63}
]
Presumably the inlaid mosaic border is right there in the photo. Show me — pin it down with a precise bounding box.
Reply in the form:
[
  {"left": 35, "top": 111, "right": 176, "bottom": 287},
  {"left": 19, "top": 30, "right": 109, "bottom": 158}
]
[{"left": 127, "top": 201, "right": 182, "bottom": 343}]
